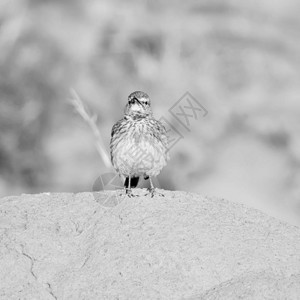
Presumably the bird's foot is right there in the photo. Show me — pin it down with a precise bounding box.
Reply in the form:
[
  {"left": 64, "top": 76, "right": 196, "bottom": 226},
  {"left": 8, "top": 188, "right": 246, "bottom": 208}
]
[
  {"left": 125, "top": 189, "right": 137, "bottom": 197},
  {"left": 145, "top": 188, "right": 165, "bottom": 198}
]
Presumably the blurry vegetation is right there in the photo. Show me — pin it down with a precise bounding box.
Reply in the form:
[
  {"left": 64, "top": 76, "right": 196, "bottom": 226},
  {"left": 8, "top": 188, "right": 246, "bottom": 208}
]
[{"left": 0, "top": 0, "right": 300, "bottom": 224}]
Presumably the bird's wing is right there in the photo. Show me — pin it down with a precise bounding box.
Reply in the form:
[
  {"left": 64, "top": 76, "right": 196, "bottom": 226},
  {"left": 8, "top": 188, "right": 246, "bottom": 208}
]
[
  {"left": 111, "top": 119, "right": 124, "bottom": 138},
  {"left": 110, "top": 119, "right": 126, "bottom": 168},
  {"left": 153, "top": 119, "right": 169, "bottom": 152}
]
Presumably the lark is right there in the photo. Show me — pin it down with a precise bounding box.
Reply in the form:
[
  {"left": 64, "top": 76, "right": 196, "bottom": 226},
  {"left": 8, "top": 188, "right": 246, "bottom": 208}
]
[{"left": 110, "top": 91, "right": 169, "bottom": 197}]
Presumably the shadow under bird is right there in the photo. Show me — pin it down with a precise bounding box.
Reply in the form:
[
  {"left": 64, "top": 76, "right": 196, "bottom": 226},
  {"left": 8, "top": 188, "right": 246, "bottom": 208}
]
[{"left": 110, "top": 91, "right": 169, "bottom": 197}]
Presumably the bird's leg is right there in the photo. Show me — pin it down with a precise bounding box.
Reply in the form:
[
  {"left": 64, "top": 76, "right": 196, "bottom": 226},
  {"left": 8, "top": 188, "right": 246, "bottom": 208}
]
[
  {"left": 125, "top": 176, "right": 139, "bottom": 197},
  {"left": 125, "top": 175, "right": 133, "bottom": 197},
  {"left": 146, "top": 177, "right": 164, "bottom": 198}
]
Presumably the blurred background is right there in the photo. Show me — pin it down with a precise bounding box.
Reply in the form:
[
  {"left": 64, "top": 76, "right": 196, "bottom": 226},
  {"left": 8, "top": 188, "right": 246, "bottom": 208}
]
[{"left": 0, "top": 0, "right": 300, "bottom": 225}]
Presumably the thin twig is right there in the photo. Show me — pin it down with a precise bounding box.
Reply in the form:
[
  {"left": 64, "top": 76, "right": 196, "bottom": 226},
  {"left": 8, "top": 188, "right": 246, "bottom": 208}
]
[{"left": 69, "top": 88, "right": 112, "bottom": 169}]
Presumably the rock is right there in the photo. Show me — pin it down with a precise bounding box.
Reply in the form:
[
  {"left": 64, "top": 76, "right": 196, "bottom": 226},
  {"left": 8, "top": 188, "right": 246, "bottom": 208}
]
[{"left": 0, "top": 189, "right": 299, "bottom": 299}]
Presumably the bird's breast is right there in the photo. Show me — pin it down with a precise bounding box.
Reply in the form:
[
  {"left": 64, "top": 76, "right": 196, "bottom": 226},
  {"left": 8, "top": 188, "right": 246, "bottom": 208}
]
[{"left": 111, "top": 119, "right": 168, "bottom": 176}]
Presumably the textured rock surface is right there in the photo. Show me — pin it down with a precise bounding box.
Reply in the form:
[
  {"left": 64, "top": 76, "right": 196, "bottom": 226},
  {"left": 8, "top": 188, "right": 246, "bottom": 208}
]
[{"left": 0, "top": 189, "right": 300, "bottom": 299}]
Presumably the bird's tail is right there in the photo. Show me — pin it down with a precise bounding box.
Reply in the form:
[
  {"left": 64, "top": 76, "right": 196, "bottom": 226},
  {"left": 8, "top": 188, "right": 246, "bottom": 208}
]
[{"left": 124, "top": 176, "right": 140, "bottom": 188}]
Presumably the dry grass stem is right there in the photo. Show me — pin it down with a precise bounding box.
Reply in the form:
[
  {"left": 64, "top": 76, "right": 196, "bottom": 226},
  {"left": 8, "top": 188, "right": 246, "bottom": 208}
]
[{"left": 69, "top": 88, "right": 111, "bottom": 169}]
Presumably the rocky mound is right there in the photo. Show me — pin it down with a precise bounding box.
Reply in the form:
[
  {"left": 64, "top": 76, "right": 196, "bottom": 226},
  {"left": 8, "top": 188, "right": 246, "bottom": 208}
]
[{"left": 1, "top": 190, "right": 299, "bottom": 299}]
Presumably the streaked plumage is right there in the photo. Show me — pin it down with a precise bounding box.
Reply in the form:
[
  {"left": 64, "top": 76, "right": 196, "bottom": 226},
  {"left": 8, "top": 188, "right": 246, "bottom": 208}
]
[{"left": 110, "top": 91, "right": 169, "bottom": 196}]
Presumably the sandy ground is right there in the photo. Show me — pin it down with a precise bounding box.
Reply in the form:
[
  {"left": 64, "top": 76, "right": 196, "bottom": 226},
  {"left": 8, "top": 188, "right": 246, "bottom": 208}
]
[{"left": 0, "top": 189, "right": 300, "bottom": 299}]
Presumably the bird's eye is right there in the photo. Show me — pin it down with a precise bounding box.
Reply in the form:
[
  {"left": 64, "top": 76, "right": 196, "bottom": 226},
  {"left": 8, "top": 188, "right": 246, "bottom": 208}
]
[{"left": 129, "top": 97, "right": 148, "bottom": 106}]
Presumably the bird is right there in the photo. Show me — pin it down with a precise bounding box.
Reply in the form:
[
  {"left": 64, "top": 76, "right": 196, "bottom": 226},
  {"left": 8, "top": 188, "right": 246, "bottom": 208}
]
[{"left": 110, "top": 91, "right": 169, "bottom": 197}]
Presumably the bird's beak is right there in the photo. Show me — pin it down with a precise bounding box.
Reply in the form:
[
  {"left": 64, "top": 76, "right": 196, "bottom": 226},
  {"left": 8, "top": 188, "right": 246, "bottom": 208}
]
[{"left": 133, "top": 97, "right": 143, "bottom": 106}]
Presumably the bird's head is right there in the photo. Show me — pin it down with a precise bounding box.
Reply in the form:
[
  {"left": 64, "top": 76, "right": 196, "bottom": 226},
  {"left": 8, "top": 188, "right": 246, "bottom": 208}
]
[{"left": 124, "top": 91, "right": 152, "bottom": 116}]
